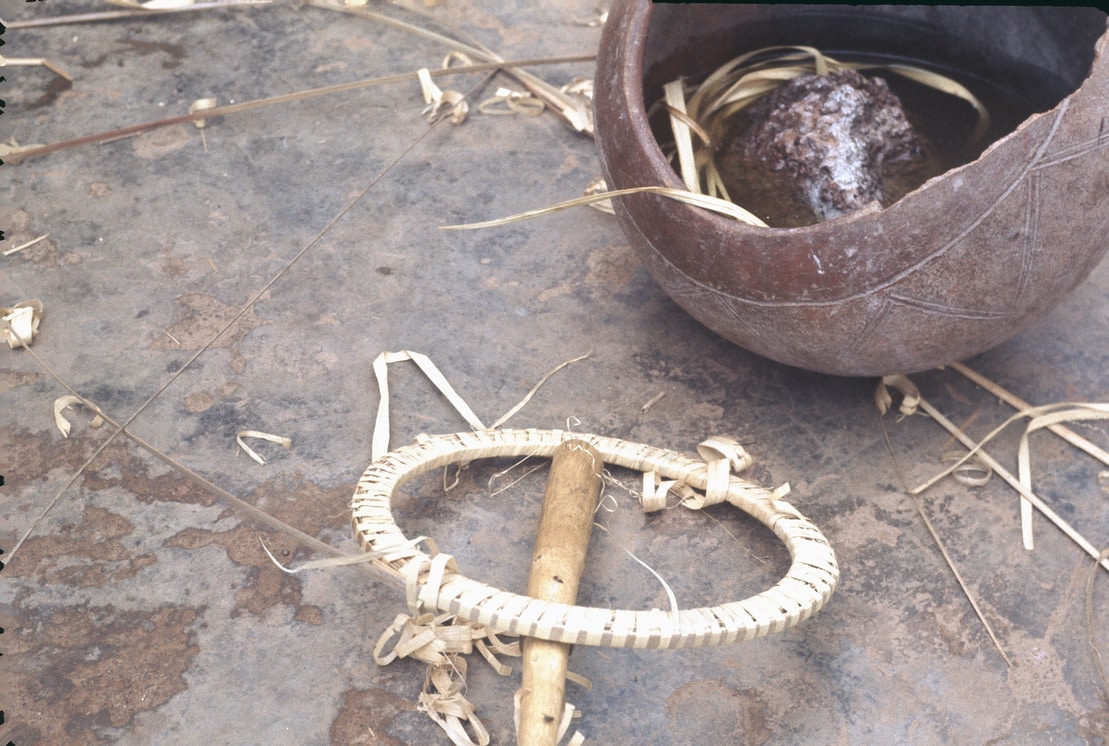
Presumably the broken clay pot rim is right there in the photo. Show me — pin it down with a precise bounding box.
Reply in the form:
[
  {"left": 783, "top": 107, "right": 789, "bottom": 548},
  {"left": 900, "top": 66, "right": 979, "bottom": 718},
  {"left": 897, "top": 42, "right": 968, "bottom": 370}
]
[{"left": 601, "top": 0, "right": 1109, "bottom": 304}]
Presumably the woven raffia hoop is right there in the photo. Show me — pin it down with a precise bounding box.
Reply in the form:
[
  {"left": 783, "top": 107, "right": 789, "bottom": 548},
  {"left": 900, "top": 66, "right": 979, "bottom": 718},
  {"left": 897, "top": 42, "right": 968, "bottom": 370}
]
[{"left": 351, "top": 428, "right": 838, "bottom": 650}]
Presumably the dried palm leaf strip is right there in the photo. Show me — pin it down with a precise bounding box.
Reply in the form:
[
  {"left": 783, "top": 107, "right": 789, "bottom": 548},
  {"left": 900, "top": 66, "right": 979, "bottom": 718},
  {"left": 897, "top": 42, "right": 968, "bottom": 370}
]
[
  {"left": 4, "top": 56, "right": 594, "bottom": 164},
  {"left": 351, "top": 428, "right": 839, "bottom": 650},
  {"left": 441, "top": 185, "right": 768, "bottom": 230},
  {"left": 876, "top": 375, "right": 1012, "bottom": 666},
  {"left": 951, "top": 360, "right": 1109, "bottom": 467},
  {"left": 882, "top": 383, "right": 1109, "bottom": 574},
  {"left": 307, "top": 0, "right": 595, "bottom": 134}
]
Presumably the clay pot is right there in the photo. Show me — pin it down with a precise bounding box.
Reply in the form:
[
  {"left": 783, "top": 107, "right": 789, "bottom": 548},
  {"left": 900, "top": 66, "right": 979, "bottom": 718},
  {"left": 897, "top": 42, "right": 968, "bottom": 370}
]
[{"left": 594, "top": 1, "right": 1109, "bottom": 376}]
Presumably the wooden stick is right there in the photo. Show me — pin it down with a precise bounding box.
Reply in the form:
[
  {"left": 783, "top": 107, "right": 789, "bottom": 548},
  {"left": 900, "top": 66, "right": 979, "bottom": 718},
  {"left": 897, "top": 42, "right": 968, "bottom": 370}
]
[{"left": 518, "top": 439, "right": 603, "bottom": 746}]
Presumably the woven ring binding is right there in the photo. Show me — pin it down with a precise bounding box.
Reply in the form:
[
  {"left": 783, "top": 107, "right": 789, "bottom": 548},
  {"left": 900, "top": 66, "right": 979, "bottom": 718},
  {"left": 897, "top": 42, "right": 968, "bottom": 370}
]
[{"left": 351, "top": 428, "right": 838, "bottom": 650}]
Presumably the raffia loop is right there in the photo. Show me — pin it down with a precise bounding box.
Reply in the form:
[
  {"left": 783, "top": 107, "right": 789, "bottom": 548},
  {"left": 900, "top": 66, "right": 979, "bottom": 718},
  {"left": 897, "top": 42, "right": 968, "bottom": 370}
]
[
  {"left": 354, "top": 428, "right": 838, "bottom": 648},
  {"left": 417, "top": 65, "right": 469, "bottom": 125},
  {"left": 356, "top": 352, "right": 836, "bottom": 739},
  {"left": 640, "top": 437, "right": 758, "bottom": 512},
  {"left": 943, "top": 451, "right": 993, "bottom": 487},
  {"left": 405, "top": 551, "right": 462, "bottom": 616},
  {"left": 2, "top": 299, "right": 44, "bottom": 349},
  {"left": 640, "top": 471, "right": 695, "bottom": 512},
  {"left": 875, "top": 374, "right": 921, "bottom": 419},
  {"left": 54, "top": 395, "right": 106, "bottom": 438},
  {"left": 478, "top": 87, "right": 545, "bottom": 117}
]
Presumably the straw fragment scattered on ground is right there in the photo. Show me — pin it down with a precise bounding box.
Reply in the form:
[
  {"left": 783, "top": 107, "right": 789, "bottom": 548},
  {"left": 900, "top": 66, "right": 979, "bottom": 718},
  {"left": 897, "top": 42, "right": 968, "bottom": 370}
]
[
  {"left": 54, "top": 395, "right": 106, "bottom": 438},
  {"left": 477, "top": 87, "right": 545, "bottom": 117},
  {"left": 2, "top": 234, "right": 50, "bottom": 257},
  {"left": 0, "top": 57, "right": 74, "bottom": 82},
  {"left": 307, "top": 0, "right": 595, "bottom": 135},
  {"left": 2, "top": 300, "right": 44, "bottom": 348},
  {"left": 418, "top": 58, "right": 470, "bottom": 125},
  {"left": 236, "top": 429, "right": 292, "bottom": 465},
  {"left": 878, "top": 366, "right": 1109, "bottom": 673},
  {"left": 4, "top": 54, "right": 593, "bottom": 164},
  {"left": 876, "top": 374, "right": 1013, "bottom": 667}
]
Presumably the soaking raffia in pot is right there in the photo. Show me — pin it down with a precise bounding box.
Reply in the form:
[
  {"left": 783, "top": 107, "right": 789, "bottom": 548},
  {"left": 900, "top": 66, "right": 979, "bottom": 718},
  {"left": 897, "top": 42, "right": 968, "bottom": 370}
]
[{"left": 593, "top": 1, "right": 1109, "bottom": 376}]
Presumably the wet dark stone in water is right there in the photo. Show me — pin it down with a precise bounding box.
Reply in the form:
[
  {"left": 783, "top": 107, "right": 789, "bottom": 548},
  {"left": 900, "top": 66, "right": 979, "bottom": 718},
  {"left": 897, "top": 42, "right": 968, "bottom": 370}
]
[{"left": 740, "top": 69, "right": 922, "bottom": 221}]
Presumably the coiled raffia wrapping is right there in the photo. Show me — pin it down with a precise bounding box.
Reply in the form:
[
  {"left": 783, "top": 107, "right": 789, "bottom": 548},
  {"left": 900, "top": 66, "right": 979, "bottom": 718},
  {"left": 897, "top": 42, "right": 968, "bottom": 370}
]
[{"left": 351, "top": 428, "right": 838, "bottom": 650}]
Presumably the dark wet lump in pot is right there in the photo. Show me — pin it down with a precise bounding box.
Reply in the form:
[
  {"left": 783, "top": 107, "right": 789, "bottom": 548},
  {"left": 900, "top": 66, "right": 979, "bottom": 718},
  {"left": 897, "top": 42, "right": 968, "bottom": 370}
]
[{"left": 736, "top": 69, "right": 922, "bottom": 221}]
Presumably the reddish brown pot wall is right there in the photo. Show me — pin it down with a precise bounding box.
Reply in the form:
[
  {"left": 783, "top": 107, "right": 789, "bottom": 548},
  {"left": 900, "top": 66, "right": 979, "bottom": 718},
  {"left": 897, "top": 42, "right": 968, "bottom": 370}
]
[{"left": 594, "top": 1, "right": 1109, "bottom": 376}]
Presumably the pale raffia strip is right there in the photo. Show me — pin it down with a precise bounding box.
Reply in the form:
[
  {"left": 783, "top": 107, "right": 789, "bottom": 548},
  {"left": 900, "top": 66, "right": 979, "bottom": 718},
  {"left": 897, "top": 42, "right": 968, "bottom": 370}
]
[
  {"left": 2, "top": 300, "right": 44, "bottom": 349},
  {"left": 951, "top": 361, "right": 1109, "bottom": 466},
  {"left": 909, "top": 400, "right": 1109, "bottom": 558},
  {"left": 351, "top": 427, "right": 838, "bottom": 649},
  {"left": 373, "top": 612, "right": 521, "bottom": 746},
  {"left": 1088, "top": 548, "right": 1109, "bottom": 701},
  {"left": 371, "top": 350, "right": 487, "bottom": 461},
  {"left": 664, "top": 80, "right": 701, "bottom": 193},
  {"left": 53, "top": 395, "right": 106, "bottom": 438},
  {"left": 235, "top": 430, "right": 292, "bottom": 466},
  {"left": 3, "top": 233, "right": 50, "bottom": 256},
  {"left": 951, "top": 360, "right": 1109, "bottom": 549},
  {"left": 875, "top": 375, "right": 1012, "bottom": 666},
  {"left": 881, "top": 377, "right": 1109, "bottom": 574},
  {"left": 592, "top": 522, "right": 680, "bottom": 623},
  {"left": 439, "top": 185, "right": 768, "bottom": 231},
  {"left": 419, "top": 661, "right": 490, "bottom": 746}
]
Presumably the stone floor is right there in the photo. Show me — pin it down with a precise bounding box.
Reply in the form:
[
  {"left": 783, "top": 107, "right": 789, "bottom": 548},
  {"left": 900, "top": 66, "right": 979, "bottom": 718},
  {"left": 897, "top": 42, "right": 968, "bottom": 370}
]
[{"left": 2, "top": 3, "right": 1108, "bottom": 744}]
